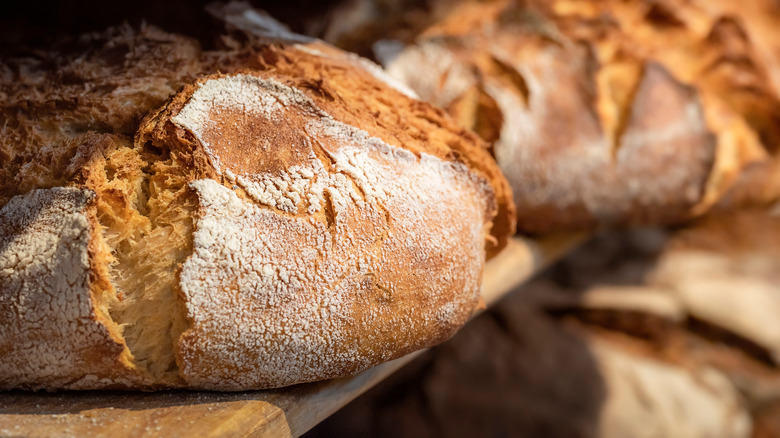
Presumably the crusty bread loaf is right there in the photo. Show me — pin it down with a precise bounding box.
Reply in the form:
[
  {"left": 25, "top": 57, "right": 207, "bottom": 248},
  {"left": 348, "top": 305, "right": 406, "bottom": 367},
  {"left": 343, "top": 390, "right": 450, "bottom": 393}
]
[
  {"left": 548, "top": 0, "right": 780, "bottom": 215},
  {"left": 348, "top": 0, "right": 780, "bottom": 233},
  {"left": 0, "top": 11, "right": 514, "bottom": 390}
]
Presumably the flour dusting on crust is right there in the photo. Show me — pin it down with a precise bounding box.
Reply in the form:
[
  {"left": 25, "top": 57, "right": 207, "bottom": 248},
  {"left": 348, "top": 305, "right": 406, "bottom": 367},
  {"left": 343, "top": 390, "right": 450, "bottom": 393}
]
[
  {"left": 171, "top": 75, "right": 471, "bottom": 215},
  {"left": 171, "top": 74, "right": 492, "bottom": 389},
  {"left": 0, "top": 188, "right": 139, "bottom": 389},
  {"left": 172, "top": 75, "right": 327, "bottom": 213},
  {"left": 388, "top": 34, "right": 715, "bottom": 231}
]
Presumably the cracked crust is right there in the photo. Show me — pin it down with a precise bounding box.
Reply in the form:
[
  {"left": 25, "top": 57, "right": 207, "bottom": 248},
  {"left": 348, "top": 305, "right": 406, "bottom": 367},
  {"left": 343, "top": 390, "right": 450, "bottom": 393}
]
[
  {"left": 377, "top": 0, "right": 780, "bottom": 233},
  {"left": 388, "top": 25, "right": 716, "bottom": 233},
  {"left": 140, "top": 73, "right": 495, "bottom": 389},
  {"left": 0, "top": 187, "right": 150, "bottom": 389},
  {"left": 0, "top": 22, "right": 511, "bottom": 389}
]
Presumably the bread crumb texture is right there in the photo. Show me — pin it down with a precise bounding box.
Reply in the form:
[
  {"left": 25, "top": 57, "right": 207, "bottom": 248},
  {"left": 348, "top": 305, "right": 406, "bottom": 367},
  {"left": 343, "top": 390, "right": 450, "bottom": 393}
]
[
  {"left": 0, "top": 25, "right": 509, "bottom": 389},
  {"left": 0, "top": 188, "right": 147, "bottom": 389}
]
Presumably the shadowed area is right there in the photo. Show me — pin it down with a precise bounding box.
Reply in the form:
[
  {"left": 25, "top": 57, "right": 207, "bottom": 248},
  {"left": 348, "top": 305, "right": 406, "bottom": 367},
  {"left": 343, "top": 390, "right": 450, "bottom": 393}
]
[{"left": 307, "top": 280, "right": 608, "bottom": 438}]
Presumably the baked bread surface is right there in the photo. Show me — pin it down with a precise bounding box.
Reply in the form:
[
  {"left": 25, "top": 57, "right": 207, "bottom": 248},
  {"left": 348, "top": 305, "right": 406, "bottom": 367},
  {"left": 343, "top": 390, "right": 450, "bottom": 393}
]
[
  {"left": 0, "top": 23, "right": 514, "bottom": 390},
  {"left": 375, "top": 0, "right": 780, "bottom": 233}
]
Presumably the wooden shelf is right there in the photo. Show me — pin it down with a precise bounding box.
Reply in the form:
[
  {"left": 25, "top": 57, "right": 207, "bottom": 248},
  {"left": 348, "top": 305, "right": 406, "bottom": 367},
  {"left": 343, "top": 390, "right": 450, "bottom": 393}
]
[{"left": 0, "top": 233, "right": 586, "bottom": 438}]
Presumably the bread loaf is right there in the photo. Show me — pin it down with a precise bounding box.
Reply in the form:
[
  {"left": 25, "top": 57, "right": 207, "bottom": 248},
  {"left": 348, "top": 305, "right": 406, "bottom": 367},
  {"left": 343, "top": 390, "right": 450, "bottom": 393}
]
[
  {"left": 346, "top": 0, "right": 780, "bottom": 233},
  {"left": 0, "top": 11, "right": 514, "bottom": 390}
]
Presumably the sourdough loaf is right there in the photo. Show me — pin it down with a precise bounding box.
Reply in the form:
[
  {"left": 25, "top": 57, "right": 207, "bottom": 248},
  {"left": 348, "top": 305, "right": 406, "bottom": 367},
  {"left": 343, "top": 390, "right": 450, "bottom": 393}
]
[
  {"left": 0, "top": 13, "right": 514, "bottom": 390},
  {"left": 345, "top": 0, "right": 780, "bottom": 233}
]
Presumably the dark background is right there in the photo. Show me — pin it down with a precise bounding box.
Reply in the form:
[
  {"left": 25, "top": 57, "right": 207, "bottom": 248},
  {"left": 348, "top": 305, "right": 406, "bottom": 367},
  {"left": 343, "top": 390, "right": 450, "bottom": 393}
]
[{"left": 0, "top": 0, "right": 332, "bottom": 51}]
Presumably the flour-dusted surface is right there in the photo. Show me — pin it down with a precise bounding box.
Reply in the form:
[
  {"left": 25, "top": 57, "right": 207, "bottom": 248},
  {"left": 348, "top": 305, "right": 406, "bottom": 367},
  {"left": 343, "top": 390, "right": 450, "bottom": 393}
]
[
  {"left": 387, "top": 29, "right": 716, "bottom": 233},
  {"left": 168, "top": 74, "right": 492, "bottom": 389},
  {"left": 0, "top": 19, "right": 511, "bottom": 390},
  {"left": 0, "top": 188, "right": 141, "bottom": 389},
  {"left": 171, "top": 75, "right": 331, "bottom": 214}
]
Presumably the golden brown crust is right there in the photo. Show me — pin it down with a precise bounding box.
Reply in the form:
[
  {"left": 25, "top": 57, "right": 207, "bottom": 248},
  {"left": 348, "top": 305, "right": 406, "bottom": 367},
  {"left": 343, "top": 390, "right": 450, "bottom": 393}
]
[
  {"left": 0, "top": 25, "right": 205, "bottom": 207},
  {"left": 0, "top": 187, "right": 148, "bottom": 390},
  {"left": 260, "top": 42, "right": 515, "bottom": 251},
  {"left": 373, "top": 0, "right": 780, "bottom": 233},
  {"left": 550, "top": 0, "right": 780, "bottom": 215},
  {"left": 137, "top": 70, "right": 497, "bottom": 389},
  {"left": 0, "top": 20, "right": 511, "bottom": 389},
  {"left": 387, "top": 12, "right": 715, "bottom": 232}
]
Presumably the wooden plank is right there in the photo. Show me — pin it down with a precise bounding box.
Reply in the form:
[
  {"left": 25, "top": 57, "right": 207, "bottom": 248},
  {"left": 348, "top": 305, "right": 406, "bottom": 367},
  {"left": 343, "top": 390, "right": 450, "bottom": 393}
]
[
  {"left": 0, "top": 392, "right": 291, "bottom": 438},
  {"left": 0, "top": 233, "right": 586, "bottom": 438}
]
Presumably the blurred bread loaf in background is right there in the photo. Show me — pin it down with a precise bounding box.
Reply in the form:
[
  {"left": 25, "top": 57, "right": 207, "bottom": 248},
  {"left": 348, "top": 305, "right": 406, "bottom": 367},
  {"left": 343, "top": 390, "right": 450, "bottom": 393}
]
[{"left": 315, "top": 0, "right": 780, "bottom": 233}]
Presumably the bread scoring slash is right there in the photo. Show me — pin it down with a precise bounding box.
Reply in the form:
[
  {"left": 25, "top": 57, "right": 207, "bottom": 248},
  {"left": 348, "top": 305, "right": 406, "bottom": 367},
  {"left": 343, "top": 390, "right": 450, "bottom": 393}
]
[
  {"left": 364, "top": 0, "right": 780, "bottom": 233},
  {"left": 0, "top": 24, "right": 514, "bottom": 390}
]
